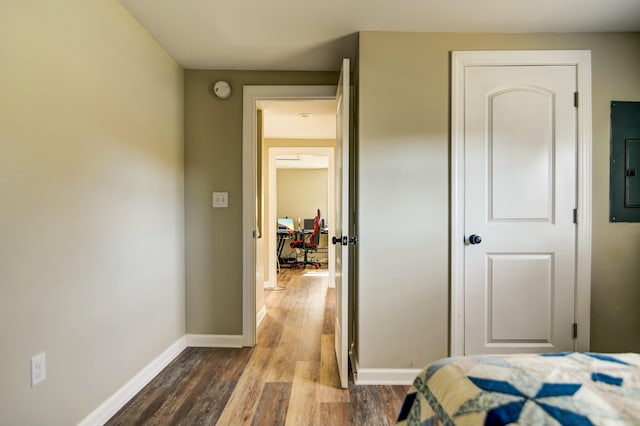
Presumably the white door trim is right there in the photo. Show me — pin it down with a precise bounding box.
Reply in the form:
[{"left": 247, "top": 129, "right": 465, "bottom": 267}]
[
  {"left": 450, "top": 50, "right": 592, "bottom": 356},
  {"left": 242, "top": 85, "right": 336, "bottom": 347}
]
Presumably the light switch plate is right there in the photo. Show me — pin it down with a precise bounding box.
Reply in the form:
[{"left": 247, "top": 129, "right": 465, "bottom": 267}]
[
  {"left": 31, "top": 352, "right": 46, "bottom": 387},
  {"left": 212, "top": 192, "right": 228, "bottom": 208}
]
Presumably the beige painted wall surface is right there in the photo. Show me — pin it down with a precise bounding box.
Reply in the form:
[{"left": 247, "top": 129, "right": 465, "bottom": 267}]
[
  {"left": 277, "top": 168, "right": 328, "bottom": 227},
  {"left": 185, "top": 71, "right": 337, "bottom": 334},
  {"left": 358, "top": 31, "right": 640, "bottom": 369},
  {"left": 0, "top": 1, "right": 184, "bottom": 425}
]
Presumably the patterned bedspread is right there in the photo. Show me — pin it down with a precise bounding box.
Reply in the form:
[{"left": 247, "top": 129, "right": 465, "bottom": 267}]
[{"left": 396, "top": 352, "right": 640, "bottom": 425}]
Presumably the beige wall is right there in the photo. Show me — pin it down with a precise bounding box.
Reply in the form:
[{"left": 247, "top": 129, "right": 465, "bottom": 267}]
[
  {"left": 0, "top": 1, "right": 184, "bottom": 425},
  {"left": 357, "top": 31, "right": 640, "bottom": 369},
  {"left": 277, "top": 168, "right": 328, "bottom": 227},
  {"left": 185, "top": 71, "right": 337, "bottom": 334}
]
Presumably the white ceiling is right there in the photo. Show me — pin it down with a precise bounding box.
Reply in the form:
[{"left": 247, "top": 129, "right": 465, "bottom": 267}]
[
  {"left": 119, "top": 1, "right": 639, "bottom": 142},
  {"left": 119, "top": 0, "right": 640, "bottom": 71},
  {"left": 260, "top": 100, "right": 337, "bottom": 140}
]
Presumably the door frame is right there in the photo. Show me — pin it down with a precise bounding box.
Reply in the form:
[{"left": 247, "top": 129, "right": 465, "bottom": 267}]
[
  {"left": 242, "top": 85, "right": 336, "bottom": 346},
  {"left": 450, "top": 50, "right": 592, "bottom": 356}
]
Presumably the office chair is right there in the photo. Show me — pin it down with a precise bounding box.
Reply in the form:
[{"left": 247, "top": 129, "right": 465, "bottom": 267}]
[{"left": 290, "top": 209, "right": 322, "bottom": 268}]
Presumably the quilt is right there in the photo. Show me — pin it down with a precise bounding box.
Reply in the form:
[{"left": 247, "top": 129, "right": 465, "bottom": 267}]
[{"left": 396, "top": 352, "right": 640, "bottom": 425}]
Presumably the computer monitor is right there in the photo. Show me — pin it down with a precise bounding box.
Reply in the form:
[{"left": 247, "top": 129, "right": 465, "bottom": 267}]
[
  {"left": 303, "top": 218, "right": 315, "bottom": 231},
  {"left": 277, "top": 217, "right": 294, "bottom": 232}
]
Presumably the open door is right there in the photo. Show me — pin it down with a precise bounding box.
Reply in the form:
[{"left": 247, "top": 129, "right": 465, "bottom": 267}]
[{"left": 332, "top": 58, "right": 350, "bottom": 388}]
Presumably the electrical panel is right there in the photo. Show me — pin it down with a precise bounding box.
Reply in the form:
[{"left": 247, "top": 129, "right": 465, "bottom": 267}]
[{"left": 610, "top": 101, "right": 640, "bottom": 222}]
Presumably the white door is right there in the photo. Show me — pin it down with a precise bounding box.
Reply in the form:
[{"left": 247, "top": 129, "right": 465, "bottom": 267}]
[
  {"left": 333, "top": 58, "right": 350, "bottom": 388},
  {"left": 464, "top": 65, "right": 577, "bottom": 354}
]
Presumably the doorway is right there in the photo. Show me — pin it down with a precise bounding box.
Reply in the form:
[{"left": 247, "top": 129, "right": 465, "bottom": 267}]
[
  {"left": 241, "top": 86, "right": 337, "bottom": 347},
  {"left": 259, "top": 102, "right": 337, "bottom": 337},
  {"left": 242, "top": 59, "right": 353, "bottom": 389}
]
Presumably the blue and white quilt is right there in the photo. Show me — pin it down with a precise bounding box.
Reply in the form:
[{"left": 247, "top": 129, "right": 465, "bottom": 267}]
[{"left": 396, "top": 352, "right": 640, "bottom": 425}]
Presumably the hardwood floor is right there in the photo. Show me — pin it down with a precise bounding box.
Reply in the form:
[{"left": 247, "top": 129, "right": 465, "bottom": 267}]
[{"left": 107, "top": 268, "right": 408, "bottom": 425}]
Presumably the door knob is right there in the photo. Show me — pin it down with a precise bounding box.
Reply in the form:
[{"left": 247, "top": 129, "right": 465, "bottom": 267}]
[
  {"left": 468, "top": 234, "right": 482, "bottom": 245},
  {"left": 332, "top": 235, "right": 359, "bottom": 245}
]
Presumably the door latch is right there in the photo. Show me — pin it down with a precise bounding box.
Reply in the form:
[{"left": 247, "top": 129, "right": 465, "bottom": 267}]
[
  {"left": 333, "top": 235, "right": 358, "bottom": 245},
  {"left": 342, "top": 236, "right": 358, "bottom": 246}
]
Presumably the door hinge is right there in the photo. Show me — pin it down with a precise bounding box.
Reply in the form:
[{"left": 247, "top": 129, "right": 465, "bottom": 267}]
[
  {"left": 574, "top": 92, "right": 579, "bottom": 108},
  {"left": 572, "top": 322, "right": 578, "bottom": 339},
  {"left": 573, "top": 208, "right": 577, "bottom": 224}
]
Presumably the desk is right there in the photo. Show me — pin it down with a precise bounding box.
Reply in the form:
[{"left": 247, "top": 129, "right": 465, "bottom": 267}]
[
  {"left": 277, "top": 228, "right": 329, "bottom": 269},
  {"left": 277, "top": 230, "right": 296, "bottom": 267}
]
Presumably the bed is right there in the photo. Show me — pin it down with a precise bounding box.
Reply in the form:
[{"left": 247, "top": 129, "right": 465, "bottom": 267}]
[{"left": 396, "top": 352, "right": 640, "bottom": 425}]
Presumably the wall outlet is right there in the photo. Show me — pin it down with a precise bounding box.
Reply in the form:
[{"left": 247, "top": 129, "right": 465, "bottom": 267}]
[
  {"left": 212, "top": 191, "right": 228, "bottom": 208},
  {"left": 31, "top": 352, "right": 46, "bottom": 387}
]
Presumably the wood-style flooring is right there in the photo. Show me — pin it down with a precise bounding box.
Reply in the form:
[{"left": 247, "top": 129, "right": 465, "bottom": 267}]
[{"left": 107, "top": 268, "right": 408, "bottom": 425}]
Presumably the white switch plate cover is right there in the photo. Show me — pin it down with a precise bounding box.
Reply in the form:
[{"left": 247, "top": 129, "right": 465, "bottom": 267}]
[
  {"left": 31, "top": 352, "right": 46, "bottom": 387},
  {"left": 212, "top": 192, "right": 228, "bottom": 208}
]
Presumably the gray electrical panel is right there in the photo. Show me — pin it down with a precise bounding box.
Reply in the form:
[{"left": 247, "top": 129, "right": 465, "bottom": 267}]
[{"left": 610, "top": 101, "right": 640, "bottom": 222}]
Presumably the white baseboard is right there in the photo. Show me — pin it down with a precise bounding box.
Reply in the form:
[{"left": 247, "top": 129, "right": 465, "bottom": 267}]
[
  {"left": 355, "top": 368, "right": 421, "bottom": 385},
  {"left": 256, "top": 306, "right": 267, "bottom": 327},
  {"left": 78, "top": 336, "right": 187, "bottom": 426},
  {"left": 185, "top": 334, "right": 244, "bottom": 348},
  {"left": 351, "top": 350, "right": 420, "bottom": 385}
]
